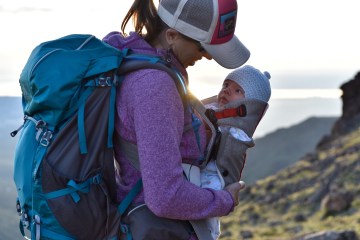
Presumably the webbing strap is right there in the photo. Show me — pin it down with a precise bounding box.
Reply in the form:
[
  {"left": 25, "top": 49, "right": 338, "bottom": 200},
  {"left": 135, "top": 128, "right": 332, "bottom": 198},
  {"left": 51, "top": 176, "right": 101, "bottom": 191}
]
[
  {"left": 84, "top": 73, "right": 119, "bottom": 149},
  {"left": 19, "top": 217, "right": 76, "bottom": 240},
  {"left": 107, "top": 83, "right": 117, "bottom": 148},
  {"left": 43, "top": 174, "right": 102, "bottom": 203},
  {"left": 40, "top": 227, "right": 75, "bottom": 240},
  {"left": 123, "top": 54, "right": 161, "bottom": 64},
  {"left": 118, "top": 178, "right": 143, "bottom": 216},
  {"left": 32, "top": 144, "right": 48, "bottom": 179},
  {"left": 120, "top": 224, "right": 133, "bottom": 240},
  {"left": 214, "top": 104, "right": 247, "bottom": 119},
  {"left": 78, "top": 102, "right": 87, "bottom": 154},
  {"left": 77, "top": 88, "right": 95, "bottom": 154},
  {"left": 19, "top": 220, "right": 27, "bottom": 239}
]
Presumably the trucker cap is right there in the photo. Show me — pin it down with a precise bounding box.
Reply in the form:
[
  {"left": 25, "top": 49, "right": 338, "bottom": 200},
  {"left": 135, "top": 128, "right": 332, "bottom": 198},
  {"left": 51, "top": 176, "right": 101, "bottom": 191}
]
[{"left": 158, "top": 0, "right": 250, "bottom": 69}]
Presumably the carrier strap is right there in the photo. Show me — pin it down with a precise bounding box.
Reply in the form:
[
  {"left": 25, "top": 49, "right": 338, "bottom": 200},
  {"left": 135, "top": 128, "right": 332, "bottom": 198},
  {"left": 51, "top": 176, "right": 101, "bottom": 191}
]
[
  {"left": 188, "top": 94, "right": 218, "bottom": 166},
  {"left": 214, "top": 104, "right": 247, "bottom": 119}
]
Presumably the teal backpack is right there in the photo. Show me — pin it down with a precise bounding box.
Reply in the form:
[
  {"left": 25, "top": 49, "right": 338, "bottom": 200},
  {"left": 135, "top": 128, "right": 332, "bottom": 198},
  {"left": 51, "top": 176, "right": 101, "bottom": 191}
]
[{"left": 11, "top": 34, "right": 187, "bottom": 240}]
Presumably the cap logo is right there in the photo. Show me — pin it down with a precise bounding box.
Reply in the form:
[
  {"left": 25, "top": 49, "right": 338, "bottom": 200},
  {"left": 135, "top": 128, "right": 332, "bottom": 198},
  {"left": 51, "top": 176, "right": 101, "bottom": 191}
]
[{"left": 218, "top": 10, "right": 237, "bottom": 38}]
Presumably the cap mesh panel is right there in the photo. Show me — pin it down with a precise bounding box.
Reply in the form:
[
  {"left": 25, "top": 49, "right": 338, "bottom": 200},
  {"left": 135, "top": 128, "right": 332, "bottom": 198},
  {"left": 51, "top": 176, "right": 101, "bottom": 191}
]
[
  {"left": 160, "top": 0, "right": 179, "bottom": 15},
  {"left": 178, "top": 0, "right": 213, "bottom": 31}
]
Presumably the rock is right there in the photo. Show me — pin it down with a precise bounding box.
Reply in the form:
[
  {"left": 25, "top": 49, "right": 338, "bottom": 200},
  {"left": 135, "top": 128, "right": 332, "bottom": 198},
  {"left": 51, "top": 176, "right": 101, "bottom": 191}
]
[
  {"left": 294, "top": 214, "right": 307, "bottom": 222},
  {"left": 221, "top": 230, "right": 232, "bottom": 238},
  {"left": 332, "top": 72, "right": 360, "bottom": 137},
  {"left": 299, "top": 230, "right": 359, "bottom": 240},
  {"left": 240, "top": 230, "right": 253, "bottom": 239},
  {"left": 320, "top": 187, "right": 353, "bottom": 217}
]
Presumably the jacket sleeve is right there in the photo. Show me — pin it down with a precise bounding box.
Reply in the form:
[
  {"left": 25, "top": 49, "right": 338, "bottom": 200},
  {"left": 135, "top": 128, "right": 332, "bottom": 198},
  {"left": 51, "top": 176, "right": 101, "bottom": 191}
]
[{"left": 127, "top": 69, "right": 235, "bottom": 220}]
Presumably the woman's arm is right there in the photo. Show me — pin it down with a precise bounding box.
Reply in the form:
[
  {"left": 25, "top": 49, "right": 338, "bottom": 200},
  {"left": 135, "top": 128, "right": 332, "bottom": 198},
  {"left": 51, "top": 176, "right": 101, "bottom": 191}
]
[{"left": 128, "top": 70, "right": 236, "bottom": 220}]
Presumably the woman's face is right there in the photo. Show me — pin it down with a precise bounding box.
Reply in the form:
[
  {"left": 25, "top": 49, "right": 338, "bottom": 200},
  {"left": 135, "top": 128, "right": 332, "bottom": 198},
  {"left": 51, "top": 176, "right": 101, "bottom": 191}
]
[{"left": 170, "top": 32, "right": 212, "bottom": 68}]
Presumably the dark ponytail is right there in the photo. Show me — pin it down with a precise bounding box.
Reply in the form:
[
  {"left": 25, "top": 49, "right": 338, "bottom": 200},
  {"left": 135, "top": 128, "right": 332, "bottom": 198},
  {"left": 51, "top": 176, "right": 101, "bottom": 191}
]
[{"left": 121, "top": 0, "right": 167, "bottom": 42}]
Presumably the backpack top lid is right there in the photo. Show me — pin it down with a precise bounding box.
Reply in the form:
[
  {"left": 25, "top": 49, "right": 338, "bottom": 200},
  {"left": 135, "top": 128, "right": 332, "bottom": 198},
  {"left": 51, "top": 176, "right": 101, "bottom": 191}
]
[{"left": 19, "top": 34, "right": 125, "bottom": 127}]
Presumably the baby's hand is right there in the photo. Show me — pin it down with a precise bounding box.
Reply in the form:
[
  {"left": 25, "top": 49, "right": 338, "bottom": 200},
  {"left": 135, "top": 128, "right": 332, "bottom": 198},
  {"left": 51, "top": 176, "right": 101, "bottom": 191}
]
[{"left": 225, "top": 181, "right": 246, "bottom": 207}]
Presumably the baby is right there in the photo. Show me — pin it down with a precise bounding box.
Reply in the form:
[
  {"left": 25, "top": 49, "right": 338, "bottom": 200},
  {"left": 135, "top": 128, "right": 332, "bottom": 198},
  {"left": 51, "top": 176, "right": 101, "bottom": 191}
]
[{"left": 201, "top": 65, "right": 271, "bottom": 239}]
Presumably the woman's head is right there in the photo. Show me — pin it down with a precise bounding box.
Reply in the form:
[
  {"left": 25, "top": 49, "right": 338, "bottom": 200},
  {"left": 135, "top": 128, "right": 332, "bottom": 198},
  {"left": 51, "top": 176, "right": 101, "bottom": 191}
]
[
  {"left": 121, "top": 0, "right": 208, "bottom": 68},
  {"left": 122, "top": 0, "right": 250, "bottom": 69},
  {"left": 157, "top": 0, "right": 250, "bottom": 69}
]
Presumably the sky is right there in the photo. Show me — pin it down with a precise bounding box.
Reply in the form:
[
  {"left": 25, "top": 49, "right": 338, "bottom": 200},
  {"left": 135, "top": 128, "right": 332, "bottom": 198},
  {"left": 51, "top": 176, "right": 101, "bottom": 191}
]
[{"left": 0, "top": 0, "right": 359, "bottom": 99}]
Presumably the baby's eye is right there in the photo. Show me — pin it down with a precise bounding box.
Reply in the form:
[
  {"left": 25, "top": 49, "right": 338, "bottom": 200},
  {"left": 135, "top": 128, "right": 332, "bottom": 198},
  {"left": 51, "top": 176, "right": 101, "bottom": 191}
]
[{"left": 235, "top": 89, "right": 242, "bottom": 93}]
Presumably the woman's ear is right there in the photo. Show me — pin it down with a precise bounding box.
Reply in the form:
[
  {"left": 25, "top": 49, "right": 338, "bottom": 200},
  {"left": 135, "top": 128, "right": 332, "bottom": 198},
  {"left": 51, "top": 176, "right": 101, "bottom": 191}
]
[{"left": 165, "top": 28, "right": 181, "bottom": 46}]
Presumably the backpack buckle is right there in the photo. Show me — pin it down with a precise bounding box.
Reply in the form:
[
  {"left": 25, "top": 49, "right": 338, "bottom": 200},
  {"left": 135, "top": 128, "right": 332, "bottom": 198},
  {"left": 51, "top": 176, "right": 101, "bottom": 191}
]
[
  {"left": 97, "top": 76, "right": 113, "bottom": 87},
  {"left": 40, "top": 130, "right": 53, "bottom": 147},
  {"left": 91, "top": 174, "right": 102, "bottom": 184}
]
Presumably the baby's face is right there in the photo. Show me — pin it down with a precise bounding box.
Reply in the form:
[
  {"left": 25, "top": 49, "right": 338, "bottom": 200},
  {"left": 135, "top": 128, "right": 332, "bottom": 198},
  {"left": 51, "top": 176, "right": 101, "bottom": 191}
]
[{"left": 217, "top": 79, "right": 245, "bottom": 106}]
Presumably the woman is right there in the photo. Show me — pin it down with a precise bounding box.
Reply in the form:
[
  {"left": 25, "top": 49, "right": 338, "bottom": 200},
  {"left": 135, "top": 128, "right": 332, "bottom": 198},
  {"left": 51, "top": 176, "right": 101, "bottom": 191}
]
[{"left": 103, "top": 0, "right": 250, "bottom": 239}]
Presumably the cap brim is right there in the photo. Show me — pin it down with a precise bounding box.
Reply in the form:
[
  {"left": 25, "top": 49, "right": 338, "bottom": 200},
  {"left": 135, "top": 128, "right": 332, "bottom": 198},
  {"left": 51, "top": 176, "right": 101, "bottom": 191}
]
[{"left": 202, "top": 35, "right": 250, "bottom": 69}]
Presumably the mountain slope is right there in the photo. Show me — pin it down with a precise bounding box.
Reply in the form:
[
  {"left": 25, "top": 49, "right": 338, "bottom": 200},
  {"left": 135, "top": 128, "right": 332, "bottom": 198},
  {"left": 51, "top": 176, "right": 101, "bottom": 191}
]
[
  {"left": 243, "top": 117, "right": 337, "bottom": 184},
  {"left": 221, "top": 126, "right": 360, "bottom": 240}
]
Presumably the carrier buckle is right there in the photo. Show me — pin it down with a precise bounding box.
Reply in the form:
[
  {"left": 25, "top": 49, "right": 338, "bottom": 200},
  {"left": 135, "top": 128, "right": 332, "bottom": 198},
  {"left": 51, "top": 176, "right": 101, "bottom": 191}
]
[{"left": 236, "top": 104, "right": 247, "bottom": 117}]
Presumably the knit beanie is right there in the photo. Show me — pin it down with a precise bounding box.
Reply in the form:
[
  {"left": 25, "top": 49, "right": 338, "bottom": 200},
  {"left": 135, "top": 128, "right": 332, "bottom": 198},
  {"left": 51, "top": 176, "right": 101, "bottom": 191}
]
[{"left": 225, "top": 65, "right": 271, "bottom": 102}]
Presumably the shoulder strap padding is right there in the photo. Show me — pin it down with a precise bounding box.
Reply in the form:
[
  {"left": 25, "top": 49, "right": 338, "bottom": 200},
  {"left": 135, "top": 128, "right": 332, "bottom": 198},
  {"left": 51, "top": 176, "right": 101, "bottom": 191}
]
[{"left": 118, "top": 60, "right": 187, "bottom": 99}]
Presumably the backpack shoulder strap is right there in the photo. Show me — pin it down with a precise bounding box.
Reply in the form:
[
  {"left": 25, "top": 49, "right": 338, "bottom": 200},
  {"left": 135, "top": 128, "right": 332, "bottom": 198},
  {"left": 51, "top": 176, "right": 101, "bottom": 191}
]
[
  {"left": 118, "top": 137, "right": 140, "bottom": 170},
  {"left": 117, "top": 58, "right": 188, "bottom": 99}
]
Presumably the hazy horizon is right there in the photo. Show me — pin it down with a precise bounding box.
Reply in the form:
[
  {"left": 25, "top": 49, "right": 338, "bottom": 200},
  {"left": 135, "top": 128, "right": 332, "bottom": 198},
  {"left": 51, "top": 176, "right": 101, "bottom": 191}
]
[
  {"left": 0, "top": 70, "right": 352, "bottom": 98},
  {"left": 2, "top": 94, "right": 341, "bottom": 139}
]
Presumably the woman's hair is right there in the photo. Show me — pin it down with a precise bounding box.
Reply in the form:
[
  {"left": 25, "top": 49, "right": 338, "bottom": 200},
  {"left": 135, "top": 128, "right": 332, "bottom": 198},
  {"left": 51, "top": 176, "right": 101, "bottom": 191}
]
[{"left": 121, "top": 0, "right": 167, "bottom": 42}]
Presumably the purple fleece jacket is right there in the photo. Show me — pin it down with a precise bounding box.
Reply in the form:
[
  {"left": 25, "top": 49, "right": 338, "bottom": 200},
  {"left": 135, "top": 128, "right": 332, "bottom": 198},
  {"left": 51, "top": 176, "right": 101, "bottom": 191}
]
[{"left": 103, "top": 32, "right": 234, "bottom": 222}]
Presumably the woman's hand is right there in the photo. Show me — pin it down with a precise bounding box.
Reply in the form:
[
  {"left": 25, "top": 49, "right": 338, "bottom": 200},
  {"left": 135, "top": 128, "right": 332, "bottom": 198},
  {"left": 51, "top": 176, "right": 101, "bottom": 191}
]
[{"left": 225, "top": 181, "right": 246, "bottom": 206}]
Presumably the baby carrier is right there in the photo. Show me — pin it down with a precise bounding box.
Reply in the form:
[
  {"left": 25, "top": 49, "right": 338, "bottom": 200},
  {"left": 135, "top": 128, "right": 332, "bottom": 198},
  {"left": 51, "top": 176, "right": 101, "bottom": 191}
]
[{"left": 193, "top": 96, "right": 269, "bottom": 186}]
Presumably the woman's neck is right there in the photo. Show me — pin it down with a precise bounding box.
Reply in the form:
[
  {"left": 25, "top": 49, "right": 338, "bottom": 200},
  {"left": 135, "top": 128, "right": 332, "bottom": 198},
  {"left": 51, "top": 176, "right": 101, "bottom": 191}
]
[{"left": 149, "top": 30, "right": 169, "bottom": 50}]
